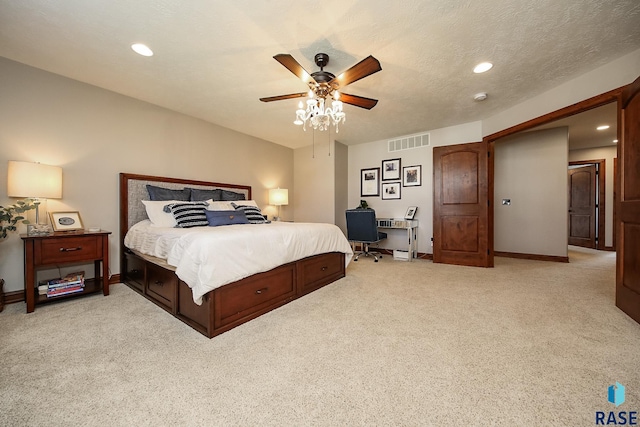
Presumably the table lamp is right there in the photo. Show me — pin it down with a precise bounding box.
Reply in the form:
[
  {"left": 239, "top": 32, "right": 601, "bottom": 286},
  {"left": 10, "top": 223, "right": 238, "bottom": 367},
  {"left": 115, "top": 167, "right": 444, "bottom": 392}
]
[
  {"left": 268, "top": 188, "right": 288, "bottom": 221},
  {"left": 7, "top": 161, "right": 62, "bottom": 235}
]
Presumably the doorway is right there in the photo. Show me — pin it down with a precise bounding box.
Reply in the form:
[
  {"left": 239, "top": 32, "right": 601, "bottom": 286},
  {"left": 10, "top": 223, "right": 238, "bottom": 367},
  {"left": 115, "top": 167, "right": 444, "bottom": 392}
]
[
  {"left": 487, "top": 91, "right": 621, "bottom": 261},
  {"left": 568, "top": 159, "right": 606, "bottom": 250}
]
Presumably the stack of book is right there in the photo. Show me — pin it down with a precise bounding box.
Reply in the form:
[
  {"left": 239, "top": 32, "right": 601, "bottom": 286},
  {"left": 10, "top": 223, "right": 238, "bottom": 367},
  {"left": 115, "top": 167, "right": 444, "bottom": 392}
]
[{"left": 38, "top": 272, "right": 85, "bottom": 298}]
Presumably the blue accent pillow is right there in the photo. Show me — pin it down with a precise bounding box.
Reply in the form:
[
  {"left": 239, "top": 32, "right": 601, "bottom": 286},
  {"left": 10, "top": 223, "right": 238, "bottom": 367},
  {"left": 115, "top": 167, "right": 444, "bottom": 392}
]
[
  {"left": 188, "top": 188, "right": 223, "bottom": 202},
  {"left": 205, "top": 210, "right": 249, "bottom": 226},
  {"left": 146, "top": 184, "right": 191, "bottom": 201},
  {"left": 230, "top": 203, "right": 270, "bottom": 224},
  {"left": 166, "top": 202, "right": 208, "bottom": 228}
]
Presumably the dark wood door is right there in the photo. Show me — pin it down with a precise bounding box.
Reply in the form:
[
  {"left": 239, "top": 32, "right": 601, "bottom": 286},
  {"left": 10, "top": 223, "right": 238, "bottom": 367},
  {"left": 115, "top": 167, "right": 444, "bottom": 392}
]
[
  {"left": 433, "top": 141, "right": 493, "bottom": 267},
  {"left": 568, "top": 164, "right": 596, "bottom": 248},
  {"left": 616, "top": 75, "right": 640, "bottom": 324}
]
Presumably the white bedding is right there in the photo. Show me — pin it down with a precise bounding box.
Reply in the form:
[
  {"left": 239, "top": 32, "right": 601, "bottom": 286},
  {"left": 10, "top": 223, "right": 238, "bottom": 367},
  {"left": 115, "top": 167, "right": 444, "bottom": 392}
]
[{"left": 124, "top": 220, "right": 353, "bottom": 304}]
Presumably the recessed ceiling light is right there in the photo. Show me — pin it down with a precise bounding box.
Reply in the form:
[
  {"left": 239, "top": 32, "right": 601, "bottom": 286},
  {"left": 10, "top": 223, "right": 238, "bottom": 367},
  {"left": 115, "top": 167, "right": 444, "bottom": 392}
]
[
  {"left": 473, "top": 92, "right": 488, "bottom": 101},
  {"left": 596, "top": 125, "right": 610, "bottom": 131},
  {"left": 473, "top": 62, "right": 493, "bottom": 73},
  {"left": 131, "top": 43, "right": 153, "bottom": 57}
]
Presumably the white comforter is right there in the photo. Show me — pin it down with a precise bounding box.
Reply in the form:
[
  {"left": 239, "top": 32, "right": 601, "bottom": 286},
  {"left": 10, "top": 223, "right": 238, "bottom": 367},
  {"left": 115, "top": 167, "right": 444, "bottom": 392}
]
[{"left": 124, "top": 220, "right": 353, "bottom": 304}]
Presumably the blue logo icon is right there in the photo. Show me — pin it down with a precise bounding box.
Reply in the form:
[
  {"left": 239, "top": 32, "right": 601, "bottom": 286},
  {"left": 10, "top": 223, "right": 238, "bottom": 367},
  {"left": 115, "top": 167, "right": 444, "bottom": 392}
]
[{"left": 608, "top": 382, "right": 626, "bottom": 407}]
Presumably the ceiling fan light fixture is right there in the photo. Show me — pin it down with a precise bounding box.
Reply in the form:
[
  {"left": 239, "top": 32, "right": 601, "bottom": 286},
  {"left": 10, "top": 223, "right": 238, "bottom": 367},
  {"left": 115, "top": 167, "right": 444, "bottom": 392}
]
[
  {"left": 131, "top": 43, "right": 153, "bottom": 57},
  {"left": 473, "top": 62, "right": 493, "bottom": 73},
  {"left": 296, "top": 95, "right": 346, "bottom": 133},
  {"left": 260, "top": 52, "right": 381, "bottom": 132}
]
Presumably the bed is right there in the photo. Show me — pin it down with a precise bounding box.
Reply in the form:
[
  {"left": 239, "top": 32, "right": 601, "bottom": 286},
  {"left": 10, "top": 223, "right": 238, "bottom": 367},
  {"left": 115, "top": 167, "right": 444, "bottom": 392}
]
[{"left": 119, "top": 173, "right": 353, "bottom": 338}]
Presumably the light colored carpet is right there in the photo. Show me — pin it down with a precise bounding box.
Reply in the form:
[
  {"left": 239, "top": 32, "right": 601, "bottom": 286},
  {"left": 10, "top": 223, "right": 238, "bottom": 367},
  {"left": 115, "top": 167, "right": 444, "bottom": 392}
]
[{"left": 1, "top": 247, "right": 638, "bottom": 426}]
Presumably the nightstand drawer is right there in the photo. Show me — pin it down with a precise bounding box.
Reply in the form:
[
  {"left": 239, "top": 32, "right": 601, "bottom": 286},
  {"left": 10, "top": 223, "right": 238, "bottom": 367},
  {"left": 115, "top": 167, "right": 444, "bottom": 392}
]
[
  {"left": 23, "top": 231, "right": 111, "bottom": 313},
  {"left": 39, "top": 236, "right": 101, "bottom": 265}
]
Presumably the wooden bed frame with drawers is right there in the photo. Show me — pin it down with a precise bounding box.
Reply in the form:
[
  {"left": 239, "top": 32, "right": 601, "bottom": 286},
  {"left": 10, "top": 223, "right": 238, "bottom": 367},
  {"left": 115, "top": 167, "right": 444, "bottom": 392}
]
[{"left": 119, "top": 173, "right": 345, "bottom": 338}]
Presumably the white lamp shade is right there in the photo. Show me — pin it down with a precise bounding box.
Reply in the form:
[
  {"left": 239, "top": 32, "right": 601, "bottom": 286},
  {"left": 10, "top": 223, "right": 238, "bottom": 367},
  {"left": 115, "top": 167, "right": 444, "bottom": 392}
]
[
  {"left": 269, "top": 188, "right": 288, "bottom": 206},
  {"left": 7, "top": 161, "right": 63, "bottom": 199}
]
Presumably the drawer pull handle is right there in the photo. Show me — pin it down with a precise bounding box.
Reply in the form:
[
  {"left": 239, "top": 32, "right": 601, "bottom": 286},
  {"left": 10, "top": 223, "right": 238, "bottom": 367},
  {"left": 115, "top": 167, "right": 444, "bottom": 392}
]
[
  {"left": 154, "top": 280, "right": 163, "bottom": 287},
  {"left": 255, "top": 287, "right": 268, "bottom": 295},
  {"left": 60, "top": 247, "right": 82, "bottom": 252},
  {"left": 321, "top": 266, "right": 328, "bottom": 271}
]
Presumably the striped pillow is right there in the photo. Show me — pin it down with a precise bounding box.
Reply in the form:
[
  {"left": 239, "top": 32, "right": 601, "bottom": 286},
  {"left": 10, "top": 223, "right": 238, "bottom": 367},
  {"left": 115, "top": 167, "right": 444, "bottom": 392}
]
[
  {"left": 231, "top": 203, "right": 270, "bottom": 224},
  {"left": 166, "top": 202, "right": 209, "bottom": 228}
]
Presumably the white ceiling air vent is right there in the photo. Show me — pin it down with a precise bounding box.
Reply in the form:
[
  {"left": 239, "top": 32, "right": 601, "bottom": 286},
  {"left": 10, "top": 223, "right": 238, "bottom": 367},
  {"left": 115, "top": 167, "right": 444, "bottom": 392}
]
[{"left": 388, "top": 132, "right": 430, "bottom": 152}]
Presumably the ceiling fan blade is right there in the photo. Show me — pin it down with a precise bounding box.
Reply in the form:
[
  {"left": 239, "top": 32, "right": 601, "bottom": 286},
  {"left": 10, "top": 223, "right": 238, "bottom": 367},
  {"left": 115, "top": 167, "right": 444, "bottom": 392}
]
[
  {"left": 260, "top": 93, "right": 308, "bottom": 102},
  {"left": 339, "top": 93, "right": 379, "bottom": 110},
  {"left": 330, "top": 56, "right": 382, "bottom": 88},
  {"left": 273, "top": 54, "right": 316, "bottom": 84}
]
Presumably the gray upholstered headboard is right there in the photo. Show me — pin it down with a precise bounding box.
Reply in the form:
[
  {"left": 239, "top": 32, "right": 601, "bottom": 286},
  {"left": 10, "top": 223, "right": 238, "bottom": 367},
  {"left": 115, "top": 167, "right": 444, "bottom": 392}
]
[{"left": 119, "top": 173, "right": 252, "bottom": 248}]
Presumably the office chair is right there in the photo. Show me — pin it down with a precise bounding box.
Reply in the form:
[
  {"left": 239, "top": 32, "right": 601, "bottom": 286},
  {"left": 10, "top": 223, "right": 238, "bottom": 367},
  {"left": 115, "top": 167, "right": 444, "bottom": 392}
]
[{"left": 345, "top": 208, "right": 387, "bottom": 262}]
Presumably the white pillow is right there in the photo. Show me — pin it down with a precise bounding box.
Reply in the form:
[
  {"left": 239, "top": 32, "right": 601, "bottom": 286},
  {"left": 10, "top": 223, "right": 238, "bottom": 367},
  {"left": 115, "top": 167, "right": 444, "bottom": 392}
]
[
  {"left": 206, "top": 200, "right": 234, "bottom": 211},
  {"left": 230, "top": 200, "right": 259, "bottom": 208},
  {"left": 141, "top": 200, "right": 179, "bottom": 228}
]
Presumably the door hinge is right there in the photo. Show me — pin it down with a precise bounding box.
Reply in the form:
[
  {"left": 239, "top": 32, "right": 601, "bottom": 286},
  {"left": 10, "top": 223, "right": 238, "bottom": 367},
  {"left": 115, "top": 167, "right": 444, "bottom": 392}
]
[
  {"left": 487, "top": 249, "right": 490, "bottom": 255},
  {"left": 488, "top": 151, "right": 491, "bottom": 157}
]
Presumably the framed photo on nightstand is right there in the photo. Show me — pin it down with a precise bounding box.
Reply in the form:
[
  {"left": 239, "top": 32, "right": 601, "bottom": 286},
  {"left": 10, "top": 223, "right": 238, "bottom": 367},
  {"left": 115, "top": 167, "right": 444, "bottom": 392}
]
[{"left": 49, "top": 211, "right": 84, "bottom": 232}]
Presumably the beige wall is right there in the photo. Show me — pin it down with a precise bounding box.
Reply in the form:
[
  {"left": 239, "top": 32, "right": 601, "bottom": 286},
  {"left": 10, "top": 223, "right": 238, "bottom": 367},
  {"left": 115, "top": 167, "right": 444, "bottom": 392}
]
[
  {"left": 494, "top": 128, "right": 569, "bottom": 257},
  {"left": 569, "top": 145, "right": 617, "bottom": 248},
  {"left": 334, "top": 141, "right": 348, "bottom": 234},
  {"left": 292, "top": 140, "right": 335, "bottom": 224},
  {"left": 0, "top": 57, "right": 293, "bottom": 293}
]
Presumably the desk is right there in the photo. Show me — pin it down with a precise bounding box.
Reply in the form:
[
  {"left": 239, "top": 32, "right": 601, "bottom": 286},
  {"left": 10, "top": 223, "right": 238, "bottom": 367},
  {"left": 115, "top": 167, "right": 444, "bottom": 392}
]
[{"left": 376, "top": 218, "right": 419, "bottom": 261}]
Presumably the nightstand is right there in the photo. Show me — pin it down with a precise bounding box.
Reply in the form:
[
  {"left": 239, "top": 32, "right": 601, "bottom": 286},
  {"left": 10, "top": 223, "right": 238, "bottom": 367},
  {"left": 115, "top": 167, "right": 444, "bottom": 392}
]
[{"left": 21, "top": 230, "right": 111, "bottom": 313}]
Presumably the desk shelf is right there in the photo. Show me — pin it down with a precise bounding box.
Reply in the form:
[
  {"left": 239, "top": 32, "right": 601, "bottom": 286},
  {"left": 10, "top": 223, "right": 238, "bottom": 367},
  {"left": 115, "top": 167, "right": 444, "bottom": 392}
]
[{"left": 376, "top": 218, "right": 419, "bottom": 261}]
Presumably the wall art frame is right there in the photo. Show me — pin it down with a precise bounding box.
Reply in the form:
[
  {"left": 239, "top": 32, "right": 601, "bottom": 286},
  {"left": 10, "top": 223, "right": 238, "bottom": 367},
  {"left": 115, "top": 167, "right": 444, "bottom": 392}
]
[
  {"left": 361, "top": 167, "right": 380, "bottom": 197},
  {"left": 382, "top": 158, "right": 401, "bottom": 181},
  {"left": 403, "top": 165, "right": 422, "bottom": 187},
  {"left": 381, "top": 182, "right": 401, "bottom": 200}
]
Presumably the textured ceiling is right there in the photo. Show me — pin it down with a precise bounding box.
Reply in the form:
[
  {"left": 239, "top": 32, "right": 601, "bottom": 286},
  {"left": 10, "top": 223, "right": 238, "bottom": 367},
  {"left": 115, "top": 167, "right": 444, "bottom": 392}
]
[{"left": 1, "top": 0, "right": 639, "bottom": 149}]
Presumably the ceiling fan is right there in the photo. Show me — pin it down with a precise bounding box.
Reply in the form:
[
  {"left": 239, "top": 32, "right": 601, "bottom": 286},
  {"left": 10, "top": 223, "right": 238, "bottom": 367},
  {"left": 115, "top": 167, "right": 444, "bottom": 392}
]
[{"left": 260, "top": 52, "right": 382, "bottom": 110}]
